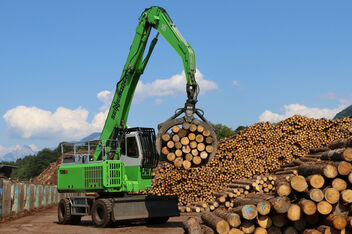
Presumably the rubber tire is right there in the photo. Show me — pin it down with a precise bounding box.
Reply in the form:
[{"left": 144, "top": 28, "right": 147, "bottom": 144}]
[
  {"left": 91, "top": 199, "right": 112, "bottom": 227},
  {"left": 58, "top": 198, "right": 72, "bottom": 224},
  {"left": 145, "top": 216, "right": 169, "bottom": 224}
]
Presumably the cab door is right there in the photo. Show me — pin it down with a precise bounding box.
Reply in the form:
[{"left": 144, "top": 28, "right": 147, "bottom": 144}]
[{"left": 119, "top": 133, "right": 142, "bottom": 167}]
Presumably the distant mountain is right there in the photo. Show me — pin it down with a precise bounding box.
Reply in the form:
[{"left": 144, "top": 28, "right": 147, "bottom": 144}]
[
  {"left": 80, "top": 132, "right": 101, "bottom": 142},
  {"left": 0, "top": 145, "right": 38, "bottom": 162},
  {"left": 334, "top": 105, "right": 352, "bottom": 120}
]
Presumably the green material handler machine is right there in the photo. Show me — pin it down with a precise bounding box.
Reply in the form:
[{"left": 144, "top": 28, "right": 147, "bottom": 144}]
[{"left": 57, "top": 6, "right": 217, "bottom": 227}]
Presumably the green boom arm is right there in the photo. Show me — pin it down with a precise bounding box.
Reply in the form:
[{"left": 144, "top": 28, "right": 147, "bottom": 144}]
[{"left": 94, "top": 6, "right": 197, "bottom": 161}]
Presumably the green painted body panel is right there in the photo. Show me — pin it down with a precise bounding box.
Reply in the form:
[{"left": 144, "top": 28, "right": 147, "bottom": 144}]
[
  {"left": 58, "top": 6, "right": 194, "bottom": 195},
  {"left": 94, "top": 6, "right": 196, "bottom": 161},
  {"left": 57, "top": 161, "right": 152, "bottom": 193}
]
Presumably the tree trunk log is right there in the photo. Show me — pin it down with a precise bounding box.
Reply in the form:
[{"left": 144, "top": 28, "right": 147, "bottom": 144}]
[
  {"left": 308, "top": 189, "right": 324, "bottom": 202},
  {"left": 257, "top": 215, "right": 272, "bottom": 229},
  {"left": 299, "top": 198, "right": 317, "bottom": 216},
  {"left": 290, "top": 175, "right": 308, "bottom": 192},
  {"left": 269, "top": 196, "right": 291, "bottom": 214},
  {"left": 201, "top": 212, "right": 230, "bottom": 234},
  {"left": 306, "top": 174, "right": 325, "bottom": 189},
  {"left": 287, "top": 204, "right": 301, "bottom": 221},
  {"left": 183, "top": 217, "right": 203, "bottom": 234},
  {"left": 317, "top": 201, "right": 333, "bottom": 215},
  {"left": 324, "top": 214, "right": 347, "bottom": 230},
  {"left": 214, "top": 208, "right": 241, "bottom": 228},
  {"left": 321, "top": 148, "right": 352, "bottom": 162},
  {"left": 324, "top": 188, "right": 340, "bottom": 204}
]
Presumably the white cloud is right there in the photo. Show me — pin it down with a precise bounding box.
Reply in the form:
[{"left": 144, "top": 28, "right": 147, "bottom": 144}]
[
  {"left": 233, "top": 80, "right": 240, "bottom": 87},
  {"left": 134, "top": 69, "right": 217, "bottom": 102},
  {"left": 320, "top": 92, "right": 352, "bottom": 106},
  {"left": 259, "top": 104, "right": 346, "bottom": 123},
  {"left": 3, "top": 106, "right": 102, "bottom": 140},
  {"left": 97, "top": 90, "right": 113, "bottom": 111},
  {"left": 2, "top": 70, "right": 216, "bottom": 142},
  {"left": 97, "top": 70, "right": 217, "bottom": 104}
]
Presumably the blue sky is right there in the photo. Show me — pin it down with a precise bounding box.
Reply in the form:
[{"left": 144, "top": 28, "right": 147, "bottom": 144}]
[{"left": 1, "top": 1, "right": 352, "bottom": 155}]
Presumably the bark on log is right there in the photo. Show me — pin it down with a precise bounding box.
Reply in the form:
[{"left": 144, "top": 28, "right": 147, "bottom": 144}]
[
  {"left": 240, "top": 221, "right": 255, "bottom": 234},
  {"left": 183, "top": 217, "right": 203, "bottom": 234},
  {"left": 332, "top": 202, "right": 349, "bottom": 217},
  {"left": 182, "top": 122, "right": 191, "bottom": 130},
  {"left": 283, "top": 227, "right": 298, "bottom": 234},
  {"left": 272, "top": 214, "right": 287, "bottom": 228},
  {"left": 293, "top": 219, "right": 307, "bottom": 231},
  {"left": 201, "top": 212, "right": 230, "bottom": 234},
  {"left": 297, "top": 163, "right": 337, "bottom": 179},
  {"left": 269, "top": 196, "right": 291, "bottom": 214},
  {"left": 324, "top": 214, "right": 347, "bottom": 230},
  {"left": 299, "top": 198, "right": 317, "bottom": 216},
  {"left": 267, "top": 227, "right": 281, "bottom": 234},
  {"left": 321, "top": 148, "right": 352, "bottom": 162},
  {"left": 214, "top": 208, "right": 241, "bottom": 228},
  {"left": 328, "top": 138, "right": 352, "bottom": 150},
  {"left": 201, "top": 224, "right": 215, "bottom": 234},
  {"left": 303, "top": 229, "right": 322, "bottom": 234}
]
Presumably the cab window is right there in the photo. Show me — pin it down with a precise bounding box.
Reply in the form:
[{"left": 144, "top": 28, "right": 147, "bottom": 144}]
[{"left": 127, "top": 137, "right": 139, "bottom": 158}]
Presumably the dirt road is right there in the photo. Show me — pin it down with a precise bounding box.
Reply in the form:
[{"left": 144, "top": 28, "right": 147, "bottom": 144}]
[{"left": 0, "top": 206, "right": 194, "bottom": 234}]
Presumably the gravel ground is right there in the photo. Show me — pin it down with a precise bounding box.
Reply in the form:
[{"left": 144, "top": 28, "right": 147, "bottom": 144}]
[{"left": 0, "top": 205, "right": 197, "bottom": 234}]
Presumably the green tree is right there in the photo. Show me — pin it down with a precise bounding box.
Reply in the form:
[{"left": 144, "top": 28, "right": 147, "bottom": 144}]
[
  {"left": 212, "top": 124, "right": 248, "bottom": 140},
  {"left": 8, "top": 144, "right": 62, "bottom": 180}
]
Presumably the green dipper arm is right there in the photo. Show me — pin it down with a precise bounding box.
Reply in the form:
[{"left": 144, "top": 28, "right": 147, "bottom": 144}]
[{"left": 94, "top": 6, "right": 196, "bottom": 161}]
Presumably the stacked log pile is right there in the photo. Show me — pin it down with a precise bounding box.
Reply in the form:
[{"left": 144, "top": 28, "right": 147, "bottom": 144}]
[
  {"left": 179, "top": 176, "right": 278, "bottom": 213},
  {"left": 160, "top": 123, "right": 215, "bottom": 169},
  {"left": 151, "top": 115, "right": 352, "bottom": 205},
  {"left": 183, "top": 139, "right": 352, "bottom": 233}
]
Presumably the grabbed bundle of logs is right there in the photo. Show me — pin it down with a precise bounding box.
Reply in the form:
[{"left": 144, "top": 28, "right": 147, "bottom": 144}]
[{"left": 156, "top": 107, "right": 218, "bottom": 169}]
